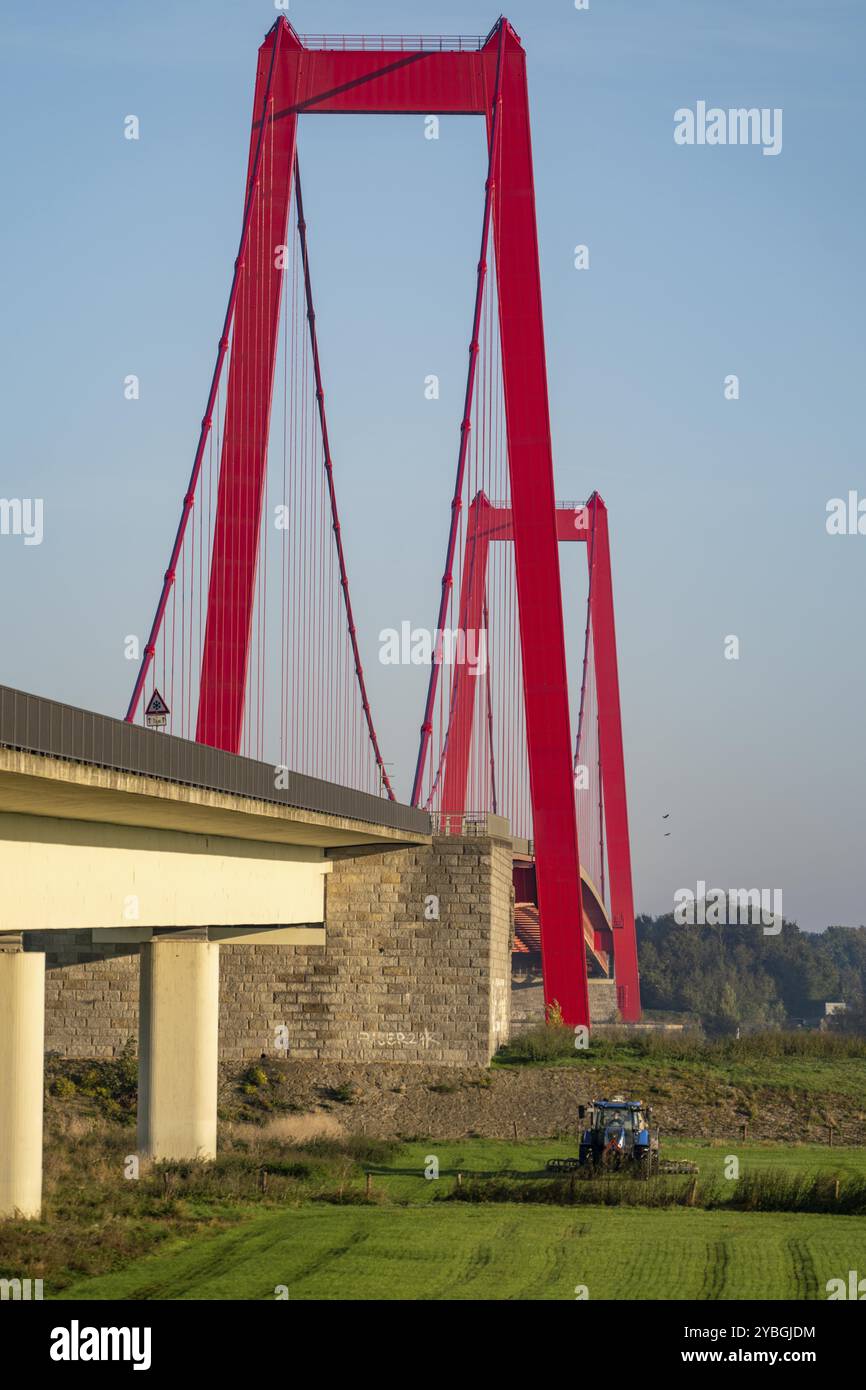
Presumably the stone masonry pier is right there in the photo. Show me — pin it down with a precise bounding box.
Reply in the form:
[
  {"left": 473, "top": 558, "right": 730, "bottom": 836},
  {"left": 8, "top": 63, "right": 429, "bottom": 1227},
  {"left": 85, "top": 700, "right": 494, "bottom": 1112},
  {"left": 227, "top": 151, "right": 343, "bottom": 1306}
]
[{"left": 34, "top": 827, "right": 515, "bottom": 1069}]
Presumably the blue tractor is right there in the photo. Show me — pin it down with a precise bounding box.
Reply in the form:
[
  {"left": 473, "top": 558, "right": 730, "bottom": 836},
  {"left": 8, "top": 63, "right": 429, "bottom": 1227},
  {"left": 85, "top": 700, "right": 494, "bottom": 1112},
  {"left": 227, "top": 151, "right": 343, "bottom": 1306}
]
[{"left": 547, "top": 1095, "right": 661, "bottom": 1175}]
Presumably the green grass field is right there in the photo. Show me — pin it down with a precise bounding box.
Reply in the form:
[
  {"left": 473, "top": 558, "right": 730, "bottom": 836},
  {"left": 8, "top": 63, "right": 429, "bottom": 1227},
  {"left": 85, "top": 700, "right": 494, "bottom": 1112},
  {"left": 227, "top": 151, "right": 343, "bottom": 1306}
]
[
  {"left": 58, "top": 1204, "right": 864, "bottom": 1301},
  {"left": 49, "top": 1140, "right": 866, "bottom": 1301},
  {"left": 17, "top": 1036, "right": 864, "bottom": 1301}
]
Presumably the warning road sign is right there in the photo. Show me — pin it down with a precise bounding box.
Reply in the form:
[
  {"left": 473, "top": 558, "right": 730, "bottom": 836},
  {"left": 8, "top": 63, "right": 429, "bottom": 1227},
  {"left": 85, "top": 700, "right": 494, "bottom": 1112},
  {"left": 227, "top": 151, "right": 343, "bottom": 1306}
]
[{"left": 145, "top": 689, "right": 170, "bottom": 729}]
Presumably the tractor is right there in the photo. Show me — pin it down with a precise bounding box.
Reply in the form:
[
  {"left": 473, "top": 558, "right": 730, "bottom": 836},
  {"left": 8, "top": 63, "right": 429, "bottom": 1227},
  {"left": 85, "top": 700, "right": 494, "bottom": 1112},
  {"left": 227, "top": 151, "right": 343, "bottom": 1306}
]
[{"left": 547, "top": 1096, "right": 661, "bottom": 1176}]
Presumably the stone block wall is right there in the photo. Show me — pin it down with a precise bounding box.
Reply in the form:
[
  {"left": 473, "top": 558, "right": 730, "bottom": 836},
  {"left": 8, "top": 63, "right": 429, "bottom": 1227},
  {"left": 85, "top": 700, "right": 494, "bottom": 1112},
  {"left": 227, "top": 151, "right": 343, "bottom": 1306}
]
[
  {"left": 32, "top": 830, "right": 514, "bottom": 1067},
  {"left": 37, "top": 936, "right": 139, "bottom": 1058},
  {"left": 588, "top": 979, "right": 619, "bottom": 1023}
]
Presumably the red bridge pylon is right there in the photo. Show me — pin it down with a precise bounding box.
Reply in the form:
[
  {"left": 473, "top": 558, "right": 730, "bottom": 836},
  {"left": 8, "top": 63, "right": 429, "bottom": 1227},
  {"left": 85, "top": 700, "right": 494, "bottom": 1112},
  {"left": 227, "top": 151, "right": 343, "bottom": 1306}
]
[{"left": 125, "top": 17, "right": 641, "bottom": 1029}]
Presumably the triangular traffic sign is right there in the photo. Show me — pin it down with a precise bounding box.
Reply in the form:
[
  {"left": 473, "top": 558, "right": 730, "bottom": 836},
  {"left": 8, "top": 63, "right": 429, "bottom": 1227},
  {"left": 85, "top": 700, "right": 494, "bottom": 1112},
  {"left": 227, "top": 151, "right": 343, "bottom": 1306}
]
[{"left": 145, "top": 689, "right": 170, "bottom": 718}]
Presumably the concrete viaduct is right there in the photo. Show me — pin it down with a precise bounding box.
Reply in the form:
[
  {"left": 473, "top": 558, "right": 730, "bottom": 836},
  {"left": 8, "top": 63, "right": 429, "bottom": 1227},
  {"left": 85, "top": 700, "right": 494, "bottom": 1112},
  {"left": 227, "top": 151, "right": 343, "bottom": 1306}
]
[{"left": 0, "top": 685, "right": 432, "bottom": 1219}]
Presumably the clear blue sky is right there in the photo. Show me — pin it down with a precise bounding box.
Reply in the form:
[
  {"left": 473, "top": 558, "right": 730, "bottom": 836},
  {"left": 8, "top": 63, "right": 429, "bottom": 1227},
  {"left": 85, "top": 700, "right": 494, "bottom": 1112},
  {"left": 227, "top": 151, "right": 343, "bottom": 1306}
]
[{"left": 1, "top": 1, "right": 864, "bottom": 930}]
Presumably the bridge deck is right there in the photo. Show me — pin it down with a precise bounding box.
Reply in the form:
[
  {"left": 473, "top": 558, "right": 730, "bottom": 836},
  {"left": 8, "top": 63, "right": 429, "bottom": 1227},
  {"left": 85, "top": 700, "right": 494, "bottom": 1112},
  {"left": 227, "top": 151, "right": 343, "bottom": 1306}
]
[{"left": 0, "top": 686, "right": 430, "bottom": 850}]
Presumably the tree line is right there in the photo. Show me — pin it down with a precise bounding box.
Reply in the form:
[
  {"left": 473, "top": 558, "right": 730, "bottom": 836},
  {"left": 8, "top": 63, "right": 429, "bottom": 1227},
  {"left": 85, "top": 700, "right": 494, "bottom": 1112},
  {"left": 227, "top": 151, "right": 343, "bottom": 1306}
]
[{"left": 635, "top": 915, "right": 866, "bottom": 1032}]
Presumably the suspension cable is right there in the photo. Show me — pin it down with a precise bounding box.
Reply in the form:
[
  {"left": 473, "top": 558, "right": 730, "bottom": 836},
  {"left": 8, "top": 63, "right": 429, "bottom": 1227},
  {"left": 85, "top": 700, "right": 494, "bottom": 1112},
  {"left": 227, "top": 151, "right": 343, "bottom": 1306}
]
[
  {"left": 410, "top": 18, "right": 507, "bottom": 805},
  {"left": 295, "top": 161, "right": 395, "bottom": 800},
  {"left": 125, "top": 23, "right": 286, "bottom": 724}
]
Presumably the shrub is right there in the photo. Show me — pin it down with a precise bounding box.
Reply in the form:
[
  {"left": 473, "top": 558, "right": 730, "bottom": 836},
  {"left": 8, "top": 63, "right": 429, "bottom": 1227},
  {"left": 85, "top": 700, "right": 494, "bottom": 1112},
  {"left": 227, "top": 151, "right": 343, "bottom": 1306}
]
[
  {"left": 46, "top": 1041, "right": 138, "bottom": 1120},
  {"left": 439, "top": 1167, "right": 866, "bottom": 1216},
  {"left": 242, "top": 1066, "right": 269, "bottom": 1090},
  {"left": 498, "top": 1027, "right": 866, "bottom": 1067},
  {"left": 312, "top": 1188, "right": 382, "bottom": 1206},
  {"left": 501, "top": 1019, "right": 577, "bottom": 1063},
  {"left": 440, "top": 1175, "right": 695, "bottom": 1208},
  {"left": 713, "top": 1168, "right": 866, "bottom": 1217},
  {"left": 327, "top": 1081, "right": 358, "bottom": 1105}
]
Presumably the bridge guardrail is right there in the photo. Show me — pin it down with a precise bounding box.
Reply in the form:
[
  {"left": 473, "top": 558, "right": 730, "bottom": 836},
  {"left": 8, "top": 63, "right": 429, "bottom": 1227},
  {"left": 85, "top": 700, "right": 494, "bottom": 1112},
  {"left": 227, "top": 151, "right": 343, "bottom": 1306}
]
[{"left": 0, "top": 685, "right": 431, "bottom": 837}]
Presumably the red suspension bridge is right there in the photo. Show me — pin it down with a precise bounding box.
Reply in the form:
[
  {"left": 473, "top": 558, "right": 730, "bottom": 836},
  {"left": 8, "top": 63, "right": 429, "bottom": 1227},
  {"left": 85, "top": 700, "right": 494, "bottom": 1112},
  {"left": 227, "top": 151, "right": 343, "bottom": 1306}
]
[{"left": 124, "top": 16, "right": 641, "bottom": 1030}]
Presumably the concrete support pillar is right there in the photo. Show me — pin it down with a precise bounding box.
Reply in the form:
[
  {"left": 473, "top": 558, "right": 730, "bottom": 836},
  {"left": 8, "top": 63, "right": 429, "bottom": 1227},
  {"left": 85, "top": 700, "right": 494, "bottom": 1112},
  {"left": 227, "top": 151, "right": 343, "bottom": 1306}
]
[
  {"left": 137, "top": 936, "right": 219, "bottom": 1162},
  {"left": 0, "top": 944, "right": 45, "bottom": 1219}
]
